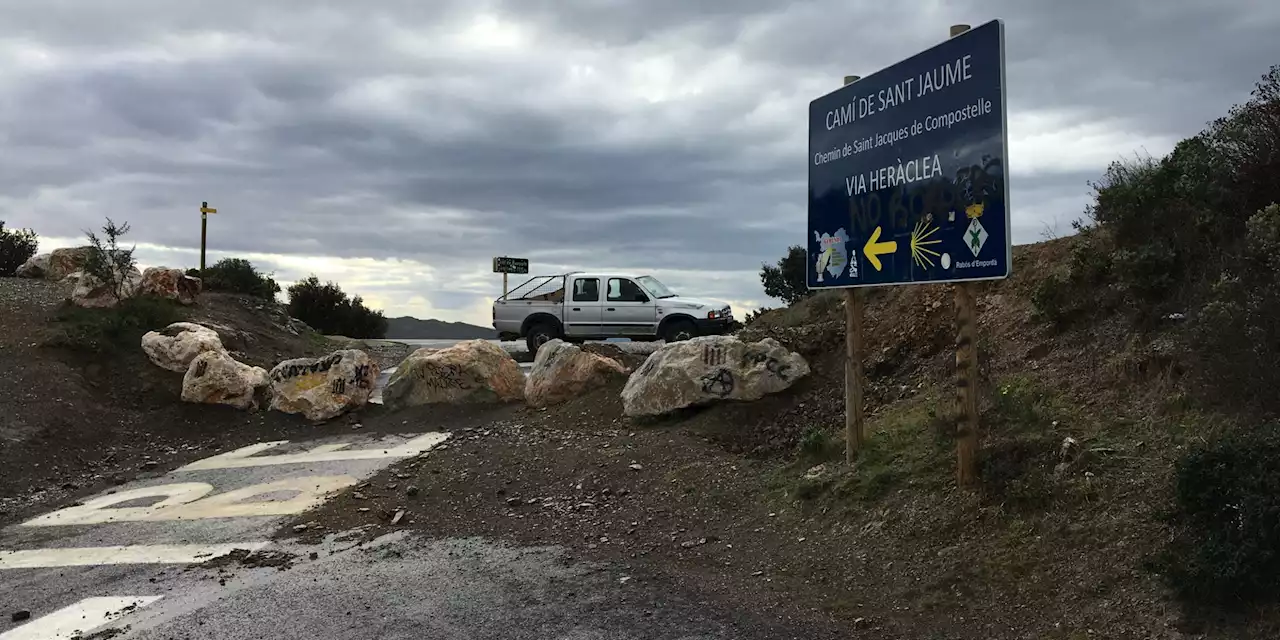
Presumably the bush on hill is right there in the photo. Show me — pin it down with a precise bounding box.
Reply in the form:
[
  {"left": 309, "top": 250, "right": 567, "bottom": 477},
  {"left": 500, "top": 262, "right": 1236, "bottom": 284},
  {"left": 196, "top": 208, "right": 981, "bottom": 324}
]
[
  {"left": 197, "top": 258, "right": 281, "bottom": 300},
  {"left": 286, "top": 275, "right": 387, "bottom": 340},
  {"left": 760, "top": 245, "right": 811, "bottom": 306},
  {"left": 0, "top": 221, "right": 38, "bottom": 276},
  {"left": 1033, "top": 64, "right": 1280, "bottom": 414}
]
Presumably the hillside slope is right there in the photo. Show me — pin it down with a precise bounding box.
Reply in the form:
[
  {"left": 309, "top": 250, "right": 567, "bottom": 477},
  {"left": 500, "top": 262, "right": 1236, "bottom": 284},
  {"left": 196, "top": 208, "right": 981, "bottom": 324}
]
[
  {"left": 0, "top": 279, "right": 357, "bottom": 524},
  {"left": 385, "top": 316, "right": 496, "bottom": 339}
]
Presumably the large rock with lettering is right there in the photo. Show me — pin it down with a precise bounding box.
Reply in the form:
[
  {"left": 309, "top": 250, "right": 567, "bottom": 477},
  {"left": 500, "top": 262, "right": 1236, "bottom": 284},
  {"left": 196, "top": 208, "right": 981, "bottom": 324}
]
[
  {"left": 621, "top": 335, "right": 809, "bottom": 418},
  {"left": 70, "top": 263, "right": 143, "bottom": 308},
  {"left": 269, "top": 349, "right": 379, "bottom": 421},
  {"left": 383, "top": 340, "right": 525, "bottom": 409},
  {"left": 140, "top": 267, "right": 202, "bottom": 305},
  {"left": 142, "top": 322, "right": 227, "bottom": 372},
  {"left": 181, "top": 350, "right": 271, "bottom": 411},
  {"left": 525, "top": 339, "right": 628, "bottom": 408}
]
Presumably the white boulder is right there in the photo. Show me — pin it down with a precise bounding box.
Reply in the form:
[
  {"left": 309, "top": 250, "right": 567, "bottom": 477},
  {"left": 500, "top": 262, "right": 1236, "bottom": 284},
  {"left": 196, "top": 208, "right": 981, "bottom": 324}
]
[
  {"left": 383, "top": 340, "right": 525, "bottom": 409},
  {"left": 140, "top": 267, "right": 202, "bottom": 305},
  {"left": 525, "top": 339, "right": 628, "bottom": 408},
  {"left": 142, "top": 322, "right": 227, "bottom": 373},
  {"left": 70, "top": 264, "right": 143, "bottom": 308},
  {"left": 269, "top": 349, "right": 379, "bottom": 421},
  {"left": 15, "top": 253, "right": 50, "bottom": 278},
  {"left": 182, "top": 351, "right": 271, "bottom": 411},
  {"left": 621, "top": 335, "right": 809, "bottom": 417}
]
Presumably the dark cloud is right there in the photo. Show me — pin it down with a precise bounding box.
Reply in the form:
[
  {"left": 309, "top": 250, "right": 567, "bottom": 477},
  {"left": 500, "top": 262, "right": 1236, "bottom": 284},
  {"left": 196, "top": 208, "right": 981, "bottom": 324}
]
[{"left": 1, "top": 0, "right": 1276, "bottom": 322}]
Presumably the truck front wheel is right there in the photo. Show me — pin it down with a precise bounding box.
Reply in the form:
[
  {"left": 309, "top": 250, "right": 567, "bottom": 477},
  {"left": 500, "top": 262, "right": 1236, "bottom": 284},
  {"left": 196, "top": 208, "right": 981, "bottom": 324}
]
[
  {"left": 661, "top": 319, "right": 697, "bottom": 343},
  {"left": 526, "top": 323, "right": 558, "bottom": 355}
]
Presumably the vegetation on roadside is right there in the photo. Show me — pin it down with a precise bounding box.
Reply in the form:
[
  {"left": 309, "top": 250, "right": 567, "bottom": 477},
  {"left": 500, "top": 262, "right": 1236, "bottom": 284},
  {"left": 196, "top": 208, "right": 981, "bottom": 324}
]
[
  {"left": 83, "top": 218, "right": 139, "bottom": 304},
  {"left": 759, "top": 245, "right": 810, "bottom": 306},
  {"left": 0, "top": 220, "right": 38, "bottom": 277},
  {"left": 287, "top": 275, "right": 388, "bottom": 339},
  {"left": 1162, "top": 427, "right": 1280, "bottom": 606},
  {"left": 45, "top": 296, "right": 187, "bottom": 353},
  {"left": 195, "top": 258, "right": 282, "bottom": 300}
]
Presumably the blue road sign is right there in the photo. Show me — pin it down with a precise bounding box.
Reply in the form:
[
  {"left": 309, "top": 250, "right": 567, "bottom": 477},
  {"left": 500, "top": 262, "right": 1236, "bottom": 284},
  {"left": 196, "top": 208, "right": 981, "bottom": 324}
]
[{"left": 807, "top": 20, "right": 1010, "bottom": 289}]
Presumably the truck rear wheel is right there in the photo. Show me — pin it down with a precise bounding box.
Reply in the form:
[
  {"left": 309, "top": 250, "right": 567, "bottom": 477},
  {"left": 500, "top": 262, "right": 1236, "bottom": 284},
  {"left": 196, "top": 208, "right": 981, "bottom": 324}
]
[
  {"left": 526, "top": 323, "right": 558, "bottom": 355},
  {"left": 662, "top": 319, "right": 697, "bottom": 343}
]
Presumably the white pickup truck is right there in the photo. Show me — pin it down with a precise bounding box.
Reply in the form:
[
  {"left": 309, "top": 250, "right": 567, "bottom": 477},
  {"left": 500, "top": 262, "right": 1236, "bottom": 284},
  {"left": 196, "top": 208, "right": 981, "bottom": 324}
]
[{"left": 492, "top": 272, "right": 737, "bottom": 353}]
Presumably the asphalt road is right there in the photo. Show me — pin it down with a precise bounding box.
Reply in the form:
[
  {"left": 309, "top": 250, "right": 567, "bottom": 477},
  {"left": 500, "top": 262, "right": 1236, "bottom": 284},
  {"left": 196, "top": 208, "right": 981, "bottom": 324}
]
[{"left": 0, "top": 431, "right": 836, "bottom": 640}]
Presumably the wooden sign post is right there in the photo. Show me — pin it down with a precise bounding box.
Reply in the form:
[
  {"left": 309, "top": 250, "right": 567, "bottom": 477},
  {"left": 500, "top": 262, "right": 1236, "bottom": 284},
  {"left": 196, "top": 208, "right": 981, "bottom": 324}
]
[
  {"left": 949, "top": 23, "right": 981, "bottom": 488},
  {"left": 842, "top": 74, "right": 867, "bottom": 464},
  {"left": 199, "top": 201, "right": 217, "bottom": 273}
]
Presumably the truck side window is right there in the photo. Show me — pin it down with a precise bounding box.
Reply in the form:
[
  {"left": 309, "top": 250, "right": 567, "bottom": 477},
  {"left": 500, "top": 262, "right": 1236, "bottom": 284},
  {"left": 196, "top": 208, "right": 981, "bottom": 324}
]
[
  {"left": 572, "top": 278, "right": 599, "bottom": 302},
  {"left": 607, "top": 278, "right": 644, "bottom": 302}
]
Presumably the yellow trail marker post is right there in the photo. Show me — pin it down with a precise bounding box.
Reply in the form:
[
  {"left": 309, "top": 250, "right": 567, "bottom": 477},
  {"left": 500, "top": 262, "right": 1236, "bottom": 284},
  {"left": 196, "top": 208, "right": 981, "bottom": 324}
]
[{"left": 199, "top": 201, "right": 217, "bottom": 273}]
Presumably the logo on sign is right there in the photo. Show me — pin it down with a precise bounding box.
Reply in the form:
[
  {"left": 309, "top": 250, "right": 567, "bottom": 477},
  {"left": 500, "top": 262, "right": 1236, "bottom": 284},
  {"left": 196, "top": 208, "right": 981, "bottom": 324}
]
[
  {"left": 814, "top": 228, "right": 853, "bottom": 281},
  {"left": 964, "top": 203, "right": 988, "bottom": 257}
]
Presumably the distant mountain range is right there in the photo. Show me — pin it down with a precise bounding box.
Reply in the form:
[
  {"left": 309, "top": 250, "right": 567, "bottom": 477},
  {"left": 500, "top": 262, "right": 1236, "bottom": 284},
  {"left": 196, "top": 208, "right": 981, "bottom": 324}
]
[{"left": 384, "top": 316, "right": 496, "bottom": 340}]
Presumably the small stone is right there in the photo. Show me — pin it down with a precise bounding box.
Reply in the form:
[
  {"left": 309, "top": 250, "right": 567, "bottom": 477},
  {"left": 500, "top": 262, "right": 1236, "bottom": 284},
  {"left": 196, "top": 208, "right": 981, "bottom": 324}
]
[
  {"left": 406, "top": 486, "right": 420, "bottom": 496},
  {"left": 751, "top": 571, "right": 764, "bottom": 577},
  {"left": 309, "top": 552, "right": 319, "bottom": 561},
  {"left": 768, "top": 512, "right": 777, "bottom": 518},
  {"left": 293, "top": 524, "right": 308, "bottom": 532},
  {"left": 629, "top": 463, "right": 643, "bottom": 471},
  {"left": 506, "top": 497, "right": 522, "bottom": 507},
  {"left": 140, "top": 460, "right": 159, "bottom": 470},
  {"left": 680, "top": 541, "right": 697, "bottom": 549},
  {"left": 358, "top": 507, "right": 371, "bottom": 513},
  {"left": 12, "top": 611, "right": 31, "bottom": 622},
  {"left": 352, "top": 423, "right": 363, "bottom": 430},
  {"left": 391, "top": 510, "right": 406, "bottom": 525},
  {"left": 353, "top": 492, "right": 367, "bottom": 500},
  {"left": 619, "top": 576, "right": 632, "bottom": 584}
]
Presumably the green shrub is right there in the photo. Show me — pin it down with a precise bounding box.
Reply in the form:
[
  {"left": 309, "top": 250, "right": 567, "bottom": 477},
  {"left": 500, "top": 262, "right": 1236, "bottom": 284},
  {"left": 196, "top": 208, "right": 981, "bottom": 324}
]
[
  {"left": 46, "top": 296, "right": 186, "bottom": 353},
  {"left": 1164, "top": 427, "right": 1280, "bottom": 604},
  {"left": 287, "top": 275, "right": 387, "bottom": 339},
  {"left": 760, "top": 245, "right": 811, "bottom": 306},
  {"left": 1190, "top": 204, "right": 1280, "bottom": 414},
  {"left": 0, "top": 220, "right": 38, "bottom": 276},
  {"left": 1029, "top": 273, "right": 1073, "bottom": 326},
  {"left": 200, "top": 258, "right": 281, "bottom": 300},
  {"left": 82, "top": 218, "right": 137, "bottom": 304}
]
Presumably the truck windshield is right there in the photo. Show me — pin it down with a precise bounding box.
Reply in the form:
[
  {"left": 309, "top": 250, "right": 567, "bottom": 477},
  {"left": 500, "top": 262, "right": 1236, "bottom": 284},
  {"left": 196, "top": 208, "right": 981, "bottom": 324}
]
[{"left": 636, "top": 275, "right": 676, "bottom": 299}]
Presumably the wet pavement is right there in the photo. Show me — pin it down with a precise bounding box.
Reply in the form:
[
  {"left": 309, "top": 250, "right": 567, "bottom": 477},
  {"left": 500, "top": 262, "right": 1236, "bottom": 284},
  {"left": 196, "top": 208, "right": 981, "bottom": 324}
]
[{"left": 0, "top": 430, "right": 835, "bottom": 640}]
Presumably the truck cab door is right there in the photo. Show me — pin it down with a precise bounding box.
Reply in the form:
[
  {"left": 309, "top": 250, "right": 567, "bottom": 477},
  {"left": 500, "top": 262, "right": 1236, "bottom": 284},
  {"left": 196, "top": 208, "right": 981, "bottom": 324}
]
[
  {"left": 564, "top": 277, "right": 602, "bottom": 337},
  {"left": 603, "top": 278, "right": 658, "bottom": 337}
]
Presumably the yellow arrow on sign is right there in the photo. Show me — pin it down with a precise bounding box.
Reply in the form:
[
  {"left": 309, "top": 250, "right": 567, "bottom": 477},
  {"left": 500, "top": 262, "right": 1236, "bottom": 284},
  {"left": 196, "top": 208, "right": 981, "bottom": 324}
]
[
  {"left": 863, "top": 226, "right": 898, "bottom": 272},
  {"left": 200, "top": 207, "right": 217, "bottom": 214}
]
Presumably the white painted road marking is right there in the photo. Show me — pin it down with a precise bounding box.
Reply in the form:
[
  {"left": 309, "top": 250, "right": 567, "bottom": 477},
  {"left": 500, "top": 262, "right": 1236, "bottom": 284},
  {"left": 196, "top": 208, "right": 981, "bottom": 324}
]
[
  {"left": 0, "top": 543, "right": 269, "bottom": 569},
  {"left": 177, "top": 432, "right": 450, "bottom": 471},
  {"left": 22, "top": 475, "right": 357, "bottom": 526},
  {"left": 0, "top": 596, "right": 162, "bottom": 640}
]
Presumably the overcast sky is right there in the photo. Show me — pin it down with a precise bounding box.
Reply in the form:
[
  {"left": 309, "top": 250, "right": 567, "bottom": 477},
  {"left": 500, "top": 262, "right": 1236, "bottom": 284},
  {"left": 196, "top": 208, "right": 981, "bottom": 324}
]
[{"left": 2, "top": 1, "right": 1276, "bottom": 326}]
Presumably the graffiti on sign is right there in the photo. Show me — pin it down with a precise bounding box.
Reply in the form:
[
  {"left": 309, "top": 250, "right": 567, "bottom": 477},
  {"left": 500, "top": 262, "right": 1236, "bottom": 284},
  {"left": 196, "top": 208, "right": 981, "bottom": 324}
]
[
  {"left": 193, "top": 359, "right": 208, "bottom": 378},
  {"left": 700, "top": 369, "right": 735, "bottom": 397},
  {"left": 330, "top": 378, "right": 347, "bottom": 395}
]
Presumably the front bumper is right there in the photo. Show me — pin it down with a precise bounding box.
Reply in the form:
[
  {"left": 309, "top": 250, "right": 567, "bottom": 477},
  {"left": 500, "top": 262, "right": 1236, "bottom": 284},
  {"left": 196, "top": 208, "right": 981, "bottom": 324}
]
[{"left": 695, "top": 317, "right": 737, "bottom": 335}]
